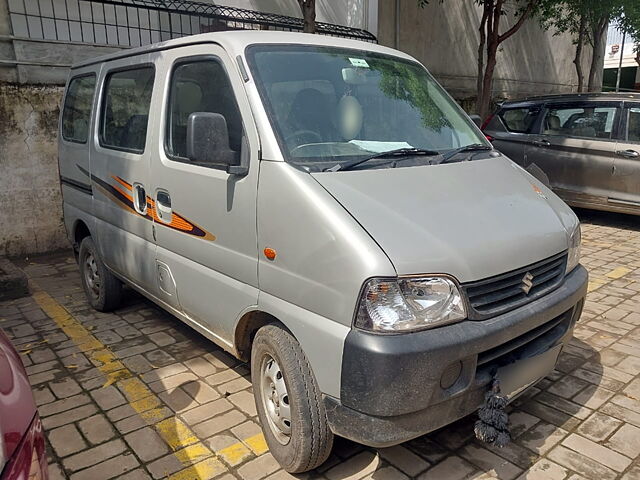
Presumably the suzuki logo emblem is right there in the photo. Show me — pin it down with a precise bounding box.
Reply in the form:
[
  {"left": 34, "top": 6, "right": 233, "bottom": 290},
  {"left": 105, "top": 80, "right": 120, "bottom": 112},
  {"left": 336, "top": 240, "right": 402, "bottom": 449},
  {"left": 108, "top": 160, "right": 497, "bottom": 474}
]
[{"left": 521, "top": 272, "right": 534, "bottom": 294}]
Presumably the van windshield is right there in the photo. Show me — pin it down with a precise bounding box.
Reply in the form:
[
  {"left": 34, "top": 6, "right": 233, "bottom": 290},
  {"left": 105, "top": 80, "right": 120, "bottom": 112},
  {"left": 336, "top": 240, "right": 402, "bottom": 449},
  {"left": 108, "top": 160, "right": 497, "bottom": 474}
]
[{"left": 246, "top": 44, "right": 488, "bottom": 171}]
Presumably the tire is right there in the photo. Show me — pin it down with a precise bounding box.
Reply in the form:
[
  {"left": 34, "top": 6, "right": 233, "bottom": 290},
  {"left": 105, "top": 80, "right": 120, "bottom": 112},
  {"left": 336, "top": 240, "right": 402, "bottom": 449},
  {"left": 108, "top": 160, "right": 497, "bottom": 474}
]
[
  {"left": 251, "top": 324, "right": 333, "bottom": 473},
  {"left": 78, "top": 236, "right": 122, "bottom": 312}
]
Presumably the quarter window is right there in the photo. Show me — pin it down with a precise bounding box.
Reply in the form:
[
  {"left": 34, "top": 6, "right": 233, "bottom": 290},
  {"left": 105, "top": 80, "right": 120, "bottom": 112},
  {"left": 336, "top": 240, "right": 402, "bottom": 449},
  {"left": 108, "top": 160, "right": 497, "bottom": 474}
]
[
  {"left": 499, "top": 107, "right": 538, "bottom": 133},
  {"left": 627, "top": 107, "right": 640, "bottom": 142},
  {"left": 100, "top": 66, "right": 155, "bottom": 153},
  {"left": 62, "top": 75, "right": 96, "bottom": 143},
  {"left": 166, "top": 58, "right": 243, "bottom": 167},
  {"left": 543, "top": 105, "right": 618, "bottom": 139}
]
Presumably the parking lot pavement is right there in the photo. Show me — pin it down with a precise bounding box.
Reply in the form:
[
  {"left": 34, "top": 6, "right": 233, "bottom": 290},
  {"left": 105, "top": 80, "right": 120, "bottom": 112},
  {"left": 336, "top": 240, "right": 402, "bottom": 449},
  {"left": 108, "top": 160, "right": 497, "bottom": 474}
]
[{"left": 1, "top": 209, "right": 639, "bottom": 480}]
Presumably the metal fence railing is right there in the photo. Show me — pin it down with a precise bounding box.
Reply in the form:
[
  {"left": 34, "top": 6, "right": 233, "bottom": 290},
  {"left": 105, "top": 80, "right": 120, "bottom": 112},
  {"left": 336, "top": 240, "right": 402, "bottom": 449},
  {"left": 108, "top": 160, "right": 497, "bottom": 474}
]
[{"left": 8, "top": 0, "right": 377, "bottom": 47}]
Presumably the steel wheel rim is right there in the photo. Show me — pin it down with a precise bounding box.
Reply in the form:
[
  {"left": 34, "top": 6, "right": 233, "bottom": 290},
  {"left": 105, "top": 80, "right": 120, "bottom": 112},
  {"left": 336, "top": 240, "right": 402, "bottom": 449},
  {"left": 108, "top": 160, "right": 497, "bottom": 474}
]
[
  {"left": 84, "top": 253, "right": 101, "bottom": 299},
  {"left": 260, "top": 353, "right": 291, "bottom": 445}
]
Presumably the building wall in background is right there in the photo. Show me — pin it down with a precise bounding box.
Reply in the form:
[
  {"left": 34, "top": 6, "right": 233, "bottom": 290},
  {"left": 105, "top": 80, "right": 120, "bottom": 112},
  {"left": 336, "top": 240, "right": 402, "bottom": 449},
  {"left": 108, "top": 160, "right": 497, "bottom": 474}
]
[
  {"left": 0, "top": 83, "right": 66, "bottom": 256},
  {"left": 378, "top": 0, "right": 601, "bottom": 110}
]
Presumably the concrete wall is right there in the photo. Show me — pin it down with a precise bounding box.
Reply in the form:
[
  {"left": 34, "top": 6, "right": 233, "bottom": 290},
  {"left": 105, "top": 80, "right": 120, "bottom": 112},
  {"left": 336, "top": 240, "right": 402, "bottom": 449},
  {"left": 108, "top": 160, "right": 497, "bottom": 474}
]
[
  {"left": 378, "top": 0, "right": 602, "bottom": 109},
  {"left": 0, "top": 83, "right": 66, "bottom": 256}
]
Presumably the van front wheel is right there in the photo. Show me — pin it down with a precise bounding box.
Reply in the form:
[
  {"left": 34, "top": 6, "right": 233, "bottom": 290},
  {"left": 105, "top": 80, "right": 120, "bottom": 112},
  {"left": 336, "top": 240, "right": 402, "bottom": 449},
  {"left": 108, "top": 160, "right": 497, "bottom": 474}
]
[
  {"left": 251, "top": 324, "right": 333, "bottom": 473},
  {"left": 79, "top": 237, "right": 122, "bottom": 312}
]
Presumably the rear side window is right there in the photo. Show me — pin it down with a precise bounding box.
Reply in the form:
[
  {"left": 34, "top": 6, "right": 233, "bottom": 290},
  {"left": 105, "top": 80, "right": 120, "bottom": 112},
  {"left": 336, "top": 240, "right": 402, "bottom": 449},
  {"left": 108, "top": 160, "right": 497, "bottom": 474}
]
[
  {"left": 627, "top": 107, "right": 640, "bottom": 142},
  {"left": 62, "top": 75, "right": 96, "bottom": 143},
  {"left": 100, "top": 66, "right": 155, "bottom": 153},
  {"left": 543, "top": 104, "right": 618, "bottom": 140},
  {"left": 499, "top": 107, "right": 538, "bottom": 133},
  {"left": 165, "top": 58, "right": 243, "bottom": 166}
]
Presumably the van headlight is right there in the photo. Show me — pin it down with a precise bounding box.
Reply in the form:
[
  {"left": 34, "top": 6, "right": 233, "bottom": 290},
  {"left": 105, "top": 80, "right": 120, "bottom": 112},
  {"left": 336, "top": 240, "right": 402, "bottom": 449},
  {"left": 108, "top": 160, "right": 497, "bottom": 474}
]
[
  {"left": 566, "top": 223, "right": 581, "bottom": 274},
  {"left": 354, "top": 276, "right": 466, "bottom": 333}
]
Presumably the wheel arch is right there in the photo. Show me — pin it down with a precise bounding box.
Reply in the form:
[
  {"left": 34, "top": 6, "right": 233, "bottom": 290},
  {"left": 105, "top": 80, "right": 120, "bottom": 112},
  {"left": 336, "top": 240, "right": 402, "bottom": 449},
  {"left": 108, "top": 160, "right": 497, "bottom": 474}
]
[
  {"left": 72, "top": 219, "right": 92, "bottom": 260},
  {"left": 234, "top": 309, "right": 284, "bottom": 362}
]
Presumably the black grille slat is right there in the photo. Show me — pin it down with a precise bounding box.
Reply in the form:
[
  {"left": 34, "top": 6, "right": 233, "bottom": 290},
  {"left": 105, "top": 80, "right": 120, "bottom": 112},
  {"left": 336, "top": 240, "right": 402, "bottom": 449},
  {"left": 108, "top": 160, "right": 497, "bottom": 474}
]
[
  {"left": 462, "top": 252, "right": 568, "bottom": 320},
  {"left": 471, "top": 285, "right": 528, "bottom": 308},
  {"left": 532, "top": 267, "right": 563, "bottom": 287},
  {"left": 467, "top": 275, "right": 525, "bottom": 298},
  {"left": 531, "top": 258, "right": 564, "bottom": 276}
]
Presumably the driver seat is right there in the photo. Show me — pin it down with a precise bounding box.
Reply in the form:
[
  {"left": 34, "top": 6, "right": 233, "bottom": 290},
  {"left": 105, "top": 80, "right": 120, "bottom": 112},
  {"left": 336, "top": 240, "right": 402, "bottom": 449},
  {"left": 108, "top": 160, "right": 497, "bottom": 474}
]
[{"left": 286, "top": 88, "right": 336, "bottom": 147}]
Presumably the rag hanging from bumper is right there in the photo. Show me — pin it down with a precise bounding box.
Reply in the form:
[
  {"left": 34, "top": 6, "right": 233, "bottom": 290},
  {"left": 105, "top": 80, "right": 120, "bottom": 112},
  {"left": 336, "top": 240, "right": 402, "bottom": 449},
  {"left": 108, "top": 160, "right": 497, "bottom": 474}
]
[{"left": 474, "top": 378, "right": 510, "bottom": 447}]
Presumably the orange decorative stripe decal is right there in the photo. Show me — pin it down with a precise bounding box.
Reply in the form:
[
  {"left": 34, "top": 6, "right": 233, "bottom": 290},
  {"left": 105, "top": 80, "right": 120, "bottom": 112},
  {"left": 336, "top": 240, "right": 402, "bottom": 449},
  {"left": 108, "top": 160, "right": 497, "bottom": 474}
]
[{"left": 78, "top": 166, "right": 215, "bottom": 241}]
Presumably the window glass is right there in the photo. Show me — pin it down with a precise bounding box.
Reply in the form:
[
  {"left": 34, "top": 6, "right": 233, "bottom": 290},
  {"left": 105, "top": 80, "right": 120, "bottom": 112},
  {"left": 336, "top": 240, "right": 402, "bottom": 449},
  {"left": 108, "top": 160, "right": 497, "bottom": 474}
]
[
  {"left": 101, "top": 66, "right": 154, "bottom": 152},
  {"left": 246, "top": 45, "right": 487, "bottom": 171},
  {"left": 62, "top": 75, "right": 96, "bottom": 143},
  {"left": 499, "top": 107, "right": 538, "bottom": 133},
  {"left": 627, "top": 108, "right": 640, "bottom": 142},
  {"left": 166, "top": 59, "right": 243, "bottom": 166},
  {"left": 543, "top": 105, "right": 617, "bottom": 139}
]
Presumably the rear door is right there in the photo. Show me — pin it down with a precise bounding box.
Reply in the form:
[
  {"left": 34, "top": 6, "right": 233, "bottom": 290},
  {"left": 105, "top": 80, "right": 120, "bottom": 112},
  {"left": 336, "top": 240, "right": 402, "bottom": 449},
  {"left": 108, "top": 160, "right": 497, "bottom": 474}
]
[
  {"left": 610, "top": 102, "right": 640, "bottom": 208},
  {"left": 147, "top": 44, "right": 260, "bottom": 344},
  {"left": 485, "top": 104, "right": 541, "bottom": 163},
  {"left": 524, "top": 101, "right": 621, "bottom": 204},
  {"left": 91, "top": 57, "right": 158, "bottom": 293}
]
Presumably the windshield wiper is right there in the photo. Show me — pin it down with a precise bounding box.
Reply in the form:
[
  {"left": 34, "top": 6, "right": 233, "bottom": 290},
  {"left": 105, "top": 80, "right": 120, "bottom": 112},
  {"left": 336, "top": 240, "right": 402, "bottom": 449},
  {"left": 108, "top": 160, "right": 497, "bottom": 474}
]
[
  {"left": 324, "top": 147, "right": 440, "bottom": 172},
  {"left": 435, "top": 143, "right": 493, "bottom": 165}
]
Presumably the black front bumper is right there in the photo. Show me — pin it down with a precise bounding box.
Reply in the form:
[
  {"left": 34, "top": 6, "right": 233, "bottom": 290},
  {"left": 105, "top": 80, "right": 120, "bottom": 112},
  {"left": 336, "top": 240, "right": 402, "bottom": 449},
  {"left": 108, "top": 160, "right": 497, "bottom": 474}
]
[{"left": 325, "top": 265, "right": 588, "bottom": 447}]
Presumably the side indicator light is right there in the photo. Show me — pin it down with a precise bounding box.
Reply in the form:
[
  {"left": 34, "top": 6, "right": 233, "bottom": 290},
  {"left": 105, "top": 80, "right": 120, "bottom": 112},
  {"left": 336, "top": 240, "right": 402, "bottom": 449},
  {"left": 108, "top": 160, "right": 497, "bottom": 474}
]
[{"left": 264, "top": 248, "right": 277, "bottom": 260}]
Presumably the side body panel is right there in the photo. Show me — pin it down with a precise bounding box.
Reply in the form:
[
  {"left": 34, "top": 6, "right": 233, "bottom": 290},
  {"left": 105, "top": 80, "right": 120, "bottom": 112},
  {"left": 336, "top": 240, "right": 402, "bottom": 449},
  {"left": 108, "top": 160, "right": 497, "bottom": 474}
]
[
  {"left": 525, "top": 101, "right": 621, "bottom": 204},
  {"left": 257, "top": 161, "right": 396, "bottom": 397},
  {"left": 148, "top": 44, "right": 260, "bottom": 344},
  {"left": 90, "top": 54, "right": 157, "bottom": 293}
]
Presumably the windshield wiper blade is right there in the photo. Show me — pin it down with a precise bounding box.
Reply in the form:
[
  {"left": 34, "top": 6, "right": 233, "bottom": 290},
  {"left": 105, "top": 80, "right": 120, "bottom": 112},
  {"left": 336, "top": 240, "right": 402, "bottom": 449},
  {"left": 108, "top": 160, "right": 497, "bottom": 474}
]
[
  {"left": 436, "top": 144, "right": 493, "bottom": 164},
  {"left": 324, "top": 147, "right": 440, "bottom": 172}
]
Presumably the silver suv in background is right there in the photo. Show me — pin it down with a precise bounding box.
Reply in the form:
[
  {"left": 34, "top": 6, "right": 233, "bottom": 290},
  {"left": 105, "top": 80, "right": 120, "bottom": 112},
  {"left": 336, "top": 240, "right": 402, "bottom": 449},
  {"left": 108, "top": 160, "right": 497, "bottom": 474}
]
[
  {"left": 483, "top": 93, "right": 640, "bottom": 216},
  {"left": 58, "top": 31, "right": 588, "bottom": 473}
]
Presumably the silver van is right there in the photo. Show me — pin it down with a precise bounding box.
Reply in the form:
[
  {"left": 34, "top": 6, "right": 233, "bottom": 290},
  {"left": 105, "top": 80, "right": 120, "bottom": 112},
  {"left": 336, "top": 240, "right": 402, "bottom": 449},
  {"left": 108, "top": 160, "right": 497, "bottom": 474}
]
[{"left": 58, "top": 31, "right": 588, "bottom": 472}]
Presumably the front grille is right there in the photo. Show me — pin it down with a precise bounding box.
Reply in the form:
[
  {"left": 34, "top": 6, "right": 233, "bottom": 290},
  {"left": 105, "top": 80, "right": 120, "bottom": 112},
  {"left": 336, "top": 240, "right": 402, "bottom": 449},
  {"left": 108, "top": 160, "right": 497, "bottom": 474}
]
[{"left": 462, "top": 252, "right": 567, "bottom": 320}]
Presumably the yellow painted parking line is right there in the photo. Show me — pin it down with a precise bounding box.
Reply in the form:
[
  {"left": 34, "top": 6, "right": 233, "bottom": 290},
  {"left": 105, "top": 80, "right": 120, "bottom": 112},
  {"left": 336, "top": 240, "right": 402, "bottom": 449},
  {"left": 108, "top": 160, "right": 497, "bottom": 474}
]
[
  {"left": 244, "top": 433, "right": 269, "bottom": 456},
  {"left": 31, "top": 283, "right": 269, "bottom": 478},
  {"left": 218, "top": 441, "right": 252, "bottom": 466},
  {"left": 588, "top": 279, "right": 606, "bottom": 293},
  {"left": 606, "top": 266, "right": 632, "bottom": 279}
]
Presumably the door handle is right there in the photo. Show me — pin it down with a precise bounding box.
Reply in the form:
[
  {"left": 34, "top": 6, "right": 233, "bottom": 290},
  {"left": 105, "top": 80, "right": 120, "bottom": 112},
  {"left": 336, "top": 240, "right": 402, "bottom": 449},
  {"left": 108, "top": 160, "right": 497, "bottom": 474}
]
[
  {"left": 155, "top": 190, "right": 172, "bottom": 223},
  {"left": 132, "top": 183, "right": 147, "bottom": 215},
  {"left": 615, "top": 149, "right": 639, "bottom": 158},
  {"left": 532, "top": 139, "right": 551, "bottom": 147}
]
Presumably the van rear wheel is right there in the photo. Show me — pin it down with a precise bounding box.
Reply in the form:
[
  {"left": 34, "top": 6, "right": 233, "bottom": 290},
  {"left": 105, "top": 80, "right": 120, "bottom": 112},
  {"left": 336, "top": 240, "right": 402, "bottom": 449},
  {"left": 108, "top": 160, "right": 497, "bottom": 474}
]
[
  {"left": 79, "top": 237, "right": 122, "bottom": 312},
  {"left": 251, "top": 324, "right": 333, "bottom": 473}
]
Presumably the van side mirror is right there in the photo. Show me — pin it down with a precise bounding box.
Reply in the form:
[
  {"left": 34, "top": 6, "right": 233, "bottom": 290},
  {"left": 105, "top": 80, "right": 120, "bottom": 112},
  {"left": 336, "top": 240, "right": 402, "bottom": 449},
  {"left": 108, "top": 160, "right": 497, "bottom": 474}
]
[
  {"left": 469, "top": 114, "right": 483, "bottom": 128},
  {"left": 186, "top": 112, "right": 248, "bottom": 175}
]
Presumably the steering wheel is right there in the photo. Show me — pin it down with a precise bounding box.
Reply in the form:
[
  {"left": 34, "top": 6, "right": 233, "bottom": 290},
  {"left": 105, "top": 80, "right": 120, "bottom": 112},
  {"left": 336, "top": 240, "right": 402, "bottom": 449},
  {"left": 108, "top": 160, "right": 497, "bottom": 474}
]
[{"left": 284, "top": 130, "right": 323, "bottom": 146}]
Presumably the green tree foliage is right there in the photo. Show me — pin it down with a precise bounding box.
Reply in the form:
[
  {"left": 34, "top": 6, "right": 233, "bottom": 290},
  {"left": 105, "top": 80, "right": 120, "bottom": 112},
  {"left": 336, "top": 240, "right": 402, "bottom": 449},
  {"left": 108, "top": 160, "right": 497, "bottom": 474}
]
[
  {"left": 537, "top": 0, "right": 640, "bottom": 91},
  {"left": 370, "top": 58, "right": 452, "bottom": 131}
]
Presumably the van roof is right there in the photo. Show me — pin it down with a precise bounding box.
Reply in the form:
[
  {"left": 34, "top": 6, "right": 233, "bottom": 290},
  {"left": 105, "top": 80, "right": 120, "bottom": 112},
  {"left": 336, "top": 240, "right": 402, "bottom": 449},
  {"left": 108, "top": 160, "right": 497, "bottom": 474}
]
[{"left": 71, "top": 30, "right": 413, "bottom": 69}]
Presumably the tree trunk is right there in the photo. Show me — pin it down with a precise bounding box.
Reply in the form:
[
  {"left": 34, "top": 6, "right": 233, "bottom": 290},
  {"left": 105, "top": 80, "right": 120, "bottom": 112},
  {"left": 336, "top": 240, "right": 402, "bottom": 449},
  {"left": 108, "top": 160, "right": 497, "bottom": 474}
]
[
  {"left": 478, "top": 0, "right": 501, "bottom": 120},
  {"left": 475, "top": 0, "right": 539, "bottom": 119},
  {"left": 573, "top": 14, "right": 586, "bottom": 92},
  {"left": 297, "top": 0, "right": 316, "bottom": 33},
  {"left": 476, "top": 3, "right": 491, "bottom": 113},
  {"left": 587, "top": 15, "right": 608, "bottom": 92}
]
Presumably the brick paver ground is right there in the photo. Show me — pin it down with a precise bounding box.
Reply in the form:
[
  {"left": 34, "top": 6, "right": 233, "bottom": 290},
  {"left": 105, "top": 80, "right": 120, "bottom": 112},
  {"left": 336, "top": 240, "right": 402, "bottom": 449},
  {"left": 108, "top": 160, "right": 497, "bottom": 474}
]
[{"left": 1, "top": 208, "right": 639, "bottom": 480}]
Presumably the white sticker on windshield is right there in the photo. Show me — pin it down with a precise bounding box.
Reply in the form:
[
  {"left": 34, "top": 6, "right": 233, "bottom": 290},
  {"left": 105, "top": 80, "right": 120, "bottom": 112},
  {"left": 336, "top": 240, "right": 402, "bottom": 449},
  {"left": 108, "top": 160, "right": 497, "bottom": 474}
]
[{"left": 349, "top": 58, "right": 369, "bottom": 68}]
